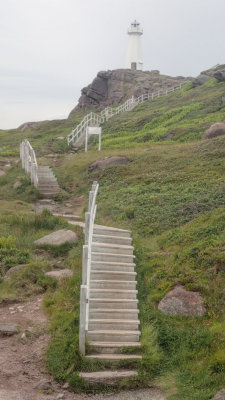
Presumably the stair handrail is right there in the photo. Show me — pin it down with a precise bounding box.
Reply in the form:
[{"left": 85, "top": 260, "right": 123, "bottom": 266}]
[
  {"left": 68, "top": 81, "right": 189, "bottom": 147},
  {"left": 79, "top": 181, "right": 99, "bottom": 355},
  {"left": 20, "top": 140, "right": 38, "bottom": 187}
]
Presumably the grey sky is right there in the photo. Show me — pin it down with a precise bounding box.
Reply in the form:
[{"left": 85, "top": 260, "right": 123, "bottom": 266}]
[{"left": 1, "top": 0, "right": 225, "bottom": 129}]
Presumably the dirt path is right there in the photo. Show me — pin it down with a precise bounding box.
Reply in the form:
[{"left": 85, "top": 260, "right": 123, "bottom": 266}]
[{"left": 0, "top": 295, "right": 166, "bottom": 400}]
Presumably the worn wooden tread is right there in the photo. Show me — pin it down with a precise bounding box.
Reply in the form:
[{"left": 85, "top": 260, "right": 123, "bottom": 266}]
[
  {"left": 85, "top": 354, "right": 142, "bottom": 360},
  {"left": 89, "top": 341, "right": 141, "bottom": 347}
]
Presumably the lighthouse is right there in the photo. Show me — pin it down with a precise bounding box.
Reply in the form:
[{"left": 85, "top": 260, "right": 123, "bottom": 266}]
[{"left": 125, "top": 20, "right": 143, "bottom": 71}]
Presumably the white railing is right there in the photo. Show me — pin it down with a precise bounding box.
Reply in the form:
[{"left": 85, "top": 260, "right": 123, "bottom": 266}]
[
  {"left": 79, "top": 181, "right": 99, "bottom": 355},
  {"left": 20, "top": 140, "right": 38, "bottom": 187},
  {"left": 67, "top": 81, "right": 188, "bottom": 148},
  {"left": 67, "top": 112, "right": 103, "bottom": 145}
]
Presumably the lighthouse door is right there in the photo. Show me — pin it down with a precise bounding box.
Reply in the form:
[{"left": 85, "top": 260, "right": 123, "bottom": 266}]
[{"left": 131, "top": 62, "right": 137, "bottom": 70}]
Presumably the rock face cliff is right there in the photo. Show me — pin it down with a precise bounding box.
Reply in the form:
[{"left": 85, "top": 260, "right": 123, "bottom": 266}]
[{"left": 69, "top": 69, "right": 188, "bottom": 117}]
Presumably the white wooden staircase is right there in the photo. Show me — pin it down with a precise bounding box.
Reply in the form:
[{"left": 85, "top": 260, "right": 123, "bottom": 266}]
[
  {"left": 79, "top": 183, "right": 141, "bottom": 384},
  {"left": 86, "top": 225, "right": 141, "bottom": 361}
]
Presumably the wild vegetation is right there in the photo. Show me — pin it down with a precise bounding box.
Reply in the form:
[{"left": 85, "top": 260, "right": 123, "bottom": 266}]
[{"left": 0, "top": 76, "right": 224, "bottom": 399}]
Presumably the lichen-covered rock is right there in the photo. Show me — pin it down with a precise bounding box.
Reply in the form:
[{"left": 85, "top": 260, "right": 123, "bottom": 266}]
[
  {"left": 90, "top": 156, "right": 129, "bottom": 171},
  {"left": 202, "top": 123, "right": 225, "bottom": 139},
  {"left": 158, "top": 285, "right": 206, "bottom": 316},
  {"left": 34, "top": 229, "right": 78, "bottom": 246},
  {"left": 211, "top": 389, "right": 225, "bottom": 400}
]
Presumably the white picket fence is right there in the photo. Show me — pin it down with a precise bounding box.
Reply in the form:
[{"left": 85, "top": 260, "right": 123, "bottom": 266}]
[
  {"left": 67, "top": 81, "right": 188, "bottom": 147},
  {"left": 79, "top": 181, "right": 99, "bottom": 355},
  {"left": 20, "top": 140, "right": 38, "bottom": 187}
]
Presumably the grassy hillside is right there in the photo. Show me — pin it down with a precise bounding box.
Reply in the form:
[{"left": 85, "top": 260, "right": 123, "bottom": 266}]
[{"left": 0, "top": 75, "right": 225, "bottom": 398}]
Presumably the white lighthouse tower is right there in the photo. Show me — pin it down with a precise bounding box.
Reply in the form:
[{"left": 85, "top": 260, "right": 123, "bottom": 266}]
[{"left": 125, "top": 20, "right": 143, "bottom": 71}]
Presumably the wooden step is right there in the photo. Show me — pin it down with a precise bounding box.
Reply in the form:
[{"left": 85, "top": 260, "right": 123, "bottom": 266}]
[
  {"left": 87, "top": 329, "right": 141, "bottom": 342},
  {"left": 85, "top": 354, "right": 142, "bottom": 361},
  {"left": 93, "top": 226, "right": 131, "bottom": 238},
  {"left": 91, "top": 261, "right": 136, "bottom": 272},
  {"left": 90, "top": 280, "right": 137, "bottom": 290},
  {"left": 88, "top": 319, "right": 140, "bottom": 330},
  {"left": 91, "top": 270, "right": 137, "bottom": 281},
  {"left": 89, "top": 341, "right": 141, "bottom": 354},
  {"left": 89, "top": 308, "right": 139, "bottom": 320},
  {"left": 92, "top": 234, "right": 132, "bottom": 246},
  {"left": 89, "top": 298, "right": 138, "bottom": 309},
  {"left": 89, "top": 289, "right": 138, "bottom": 299},
  {"left": 92, "top": 243, "right": 134, "bottom": 255},
  {"left": 92, "top": 252, "right": 135, "bottom": 263},
  {"left": 79, "top": 370, "right": 138, "bottom": 384}
]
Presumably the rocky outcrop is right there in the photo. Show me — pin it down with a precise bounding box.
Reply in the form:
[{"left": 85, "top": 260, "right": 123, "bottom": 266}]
[
  {"left": 194, "top": 64, "right": 225, "bottom": 85},
  {"left": 89, "top": 156, "right": 130, "bottom": 171},
  {"left": 69, "top": 69, "right": 187, "bottom": 116},
  {"left": 158, "top": 284, "right": 206, "bottom": 316},
  {"left": 202, "top": 123, "right": 225, "bottom": 139}
]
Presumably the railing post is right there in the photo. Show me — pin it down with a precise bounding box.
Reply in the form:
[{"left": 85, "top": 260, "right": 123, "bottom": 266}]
[
  {"left": 79, "top": 285, "right": 87, "bottom": 355},
  {"left": 98, "top": 130, "right": 101, "bottom": 151},
  {"left": 82, "top": 245, "right": 88, "bottom": 286},
  {"left": 89, "top": 191, "right": 94, "bottom": 212},
  {"left": 85, "top": 128, "right": 88, "bottom": 152},
  {"left": 85, "top": 212, "right": 90, "bottom": 245}
]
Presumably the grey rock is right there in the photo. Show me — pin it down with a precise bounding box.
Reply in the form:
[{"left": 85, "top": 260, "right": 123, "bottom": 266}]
[
  {"left": 6, "top": 264, "right": 28, "bottom": 277},
  {"left": 56, "top": 394, "right": 65, "bottom": 400},
  {"left": 0, "top": 170, "right": 6, "bottom": 177},
  {"left": 194, "top": 74, "right": 211, "bottom": 86},
  {"left": 0, "top": 148, "right": 3, "bottom": 152},
  {"left": 45, "top": 269, "right": 73, "bottom": 280},
  {"left": 158, "top": 285, "right": 206, "bottom": 316},
  {"left": 90, "top": 156, "right": 129, "bottom": 171},
  {"left": 202, "top": 123, "right": 225, "bottom": 139},
  {"left": 0, "top": 323, "right": 19, "bottom": 336},
  {"left": 62, "top": 382, "right": 69, "bottom": 389},
  {"left": 69, "top": 69, "right": 187, "bottom": 115},
  {"left": 211, "top": 389, "right": 225, "bottom": 400},
  {"left": 34, "top": 379, "right": 52, "bottom": 391},
  {"left": 13, "top": 181, "right": 21, "bottom": 189},
  {"left": 20, "top": 332, "right": 28, "bottom": 344},
  {"left": 56, "top": 136, "right": 65, "bottom": 140},
  {"left": 34, "top": 229, "right": 78, "bottom": 246}
]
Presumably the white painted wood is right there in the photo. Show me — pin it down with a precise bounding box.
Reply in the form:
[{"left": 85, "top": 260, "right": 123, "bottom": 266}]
[{"left": 79, "top": 285, "right": 87, "bottom": 355}]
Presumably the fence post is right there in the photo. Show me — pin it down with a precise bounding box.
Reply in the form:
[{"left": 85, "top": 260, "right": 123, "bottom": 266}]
[
  {"left": 79, "top": 285, "right": 87, "bottom": 355},
  {"left": 85, "top": 212, "right": 90, "bottom": 245}
]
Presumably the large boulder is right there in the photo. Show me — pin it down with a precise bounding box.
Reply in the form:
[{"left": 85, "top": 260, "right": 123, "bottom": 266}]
[
  {"left": 211, "top": 389, "right": 225, "bottom": 400},
  {"left": 90, "top": 156, "right": 129, "bottom": 171},
  {"left": 202, "top": 123, "right": 225, "bottom": 139},
  {"left": 34, "top": 229, "right": 78, "bottom": 246},
  {"left": 158, "top": 285, "right": 206, "bottom": 316}
]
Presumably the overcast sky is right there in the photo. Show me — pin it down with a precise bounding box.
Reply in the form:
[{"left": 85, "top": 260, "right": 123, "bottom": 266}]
[{"left": 1, "top": 0, "right": 225, "bottom": 129}]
